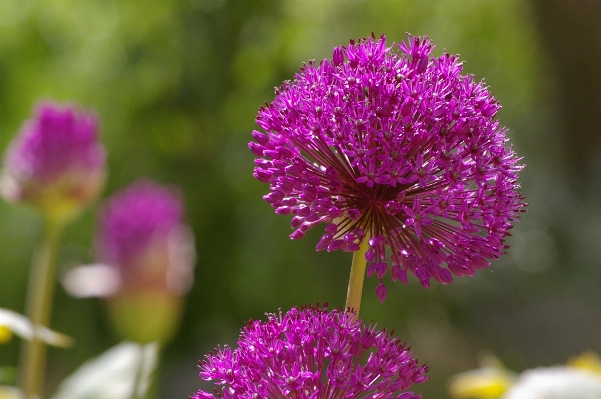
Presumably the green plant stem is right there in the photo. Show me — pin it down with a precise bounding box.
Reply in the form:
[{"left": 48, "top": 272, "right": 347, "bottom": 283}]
[
  {"left": 345, "top": 238, "right": 370, "bottom": 320},
  {"left": 19, "top": 218, "right": 64, "bottom": 399}
]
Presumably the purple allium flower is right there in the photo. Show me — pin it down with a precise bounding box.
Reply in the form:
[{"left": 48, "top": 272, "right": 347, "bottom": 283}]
[
  {"left": 193, "top": 305, "right": 428, "bottom": 399},
  {"left": 250, "top": 34, "right": 525, "bottom": 298},
  {"left": 86, "top": 180, "right": 195, "bottom": 343},
  {"left": 1, "top": 101, "right": 106, "bottom": 221},
  {"left": 96, "top": 179, "right": 195, "bottom": 294},
  {"left": 98, "top": 180, "right": 184, "bottom": 268}
]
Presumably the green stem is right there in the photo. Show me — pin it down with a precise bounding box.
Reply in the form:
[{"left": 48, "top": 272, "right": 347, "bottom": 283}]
[
  {"left": 345, "top": 238, "right": 370, "bottom": 320},
  {"left": 19, "top": 218, "right": 64, "bottom": 399}
]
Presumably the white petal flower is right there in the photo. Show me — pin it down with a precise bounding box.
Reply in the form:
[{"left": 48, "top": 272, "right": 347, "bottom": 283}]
[
  {"left": 0, "top": 308, "right": 73, "bottom": 347},
  {"left": 51, "top": 342, "right": 158, "bottom": 399},
  {"left": 61, "top": 264, "right": 121, "bottom": 298},
  {"left": 0, "top": 385, "right": 23, "bottom": 399},
  {"left": 502, "top": 366, "right": 601, "bottom": 399}
]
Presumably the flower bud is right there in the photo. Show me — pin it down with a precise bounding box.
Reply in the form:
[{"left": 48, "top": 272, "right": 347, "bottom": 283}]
[
  {"left": 1, "top": 101, "right": 106, "bottom": 224},
  {"left": 64, "top": 180, "right": 196, "bottom": 344},
  {"left": 98, "top": 180, "right": 196, "bottom": 344}
]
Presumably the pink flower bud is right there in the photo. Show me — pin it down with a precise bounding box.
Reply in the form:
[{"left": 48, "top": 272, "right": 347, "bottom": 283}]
[
  {"left": 95, "top": 180, "right": 196, "bottom": 344},
  {"left": 2, "top": 101, "right": 106, "bottom": 223}
]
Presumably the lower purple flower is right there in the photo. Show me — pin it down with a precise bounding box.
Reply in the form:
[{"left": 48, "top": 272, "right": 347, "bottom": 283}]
[{"left": 193, "top": 305, "right": 428, "bottom": 399}]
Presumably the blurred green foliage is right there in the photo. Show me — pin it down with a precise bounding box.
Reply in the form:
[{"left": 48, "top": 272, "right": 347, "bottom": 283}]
[{"left": 2, "top": 1, "right": 601, "bottom": 398}]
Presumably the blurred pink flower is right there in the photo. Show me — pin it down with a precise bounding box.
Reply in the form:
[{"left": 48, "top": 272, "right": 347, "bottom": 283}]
[
  {"left": 1, "top": 101, "right": 106, "bottom": 223},
  {"left": 64, "top": 180, "right": 196, "bottom": 344}
]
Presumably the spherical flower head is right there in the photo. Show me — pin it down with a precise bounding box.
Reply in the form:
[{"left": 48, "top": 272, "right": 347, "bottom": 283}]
[
  {"left": 193, "top": 305, "right": 428, "bottom": 399},
  {"left": 250, "top": 34, "right": 526, "bottom": 299},
  {"left": 95, "top": 180, "right": 196, "bottom": 344},
  {"left": 1, "top": 101, "right": 106, "bottom": 223}
]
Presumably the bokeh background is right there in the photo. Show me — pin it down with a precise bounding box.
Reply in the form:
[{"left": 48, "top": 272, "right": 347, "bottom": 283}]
[{"left": 2, "top": 0, "right": 601, "bottom": 397}]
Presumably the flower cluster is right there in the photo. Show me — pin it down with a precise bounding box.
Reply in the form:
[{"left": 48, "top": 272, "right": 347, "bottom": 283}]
[
  {"left": 250, "top": 34, "right": 525, "bottom": 298},
  {"left": 1, "top": 101, "right": 105, "bottom": 221},
  {"left": 194, "top": 305, "right": 428, "bottom": 399}
]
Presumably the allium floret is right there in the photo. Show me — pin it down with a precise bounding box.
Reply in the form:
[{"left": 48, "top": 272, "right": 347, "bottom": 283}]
[
  {"left": 250, "top": 34, "right": 526, "bottom": 299},
  {"left": 193, "top": 305, "right": 428, "bottom": 399}
]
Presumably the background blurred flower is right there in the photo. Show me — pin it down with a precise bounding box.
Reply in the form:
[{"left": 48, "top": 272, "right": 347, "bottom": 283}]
[
  {"left": 250, "top": 34, "right": 525, "bottom": 300},
  {"left": 0, "top": 385, "right": 22, "bottom": 399},
  {"left": 449, "top": 352, "right": 601, "bottom": 399},
  {"left": 194, "top": 305, "right": 428, "bottom": 399},
  {"left": 1, "top": 101, "right": 106, "bottom": 224},
  {"left": 0, "top": 308, "right": 73, "bottom": 348},
  {"left": 63, "top": 180, "right": 196, "bottom": 344},
  {"left": 49, "top": 342, "right": 158, "bottom": 399},
  {"left": 449, "top": 354, "right": 515, "bottom": 399},
  {"left": 502, "top": 366, "right": 601, "bottom": 399}
]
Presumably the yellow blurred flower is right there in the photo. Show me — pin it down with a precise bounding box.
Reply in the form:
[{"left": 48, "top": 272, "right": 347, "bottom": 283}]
[
  {"left": 568, "top": 351, "right": 601, "bottom": 376},
  {"left": 449, "top": 352, "right": 601, "bottom": 399},
  {"left": 0, "top": 327, "right": 12, "bottom": 345},
  {"left": 0, "top": 385, "right": 22, "bottom": 399},
  {"left": 449, "top": 355, "right": 515, "bottom": 399}
]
